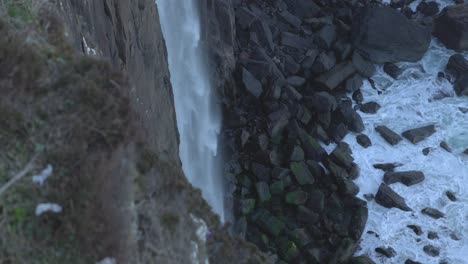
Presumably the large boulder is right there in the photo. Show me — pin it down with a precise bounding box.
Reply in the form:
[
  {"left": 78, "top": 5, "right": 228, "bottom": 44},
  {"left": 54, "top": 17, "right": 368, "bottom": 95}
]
[
  {"left": 402, "top": 125, "right": 436, "bottom": 144},
  {"left": 375, "top": 184, "right": 412, "bottom": 211},
  {"left": 434, "top": 4, "right": 468, "bottom": 50},
  {"left": 353, "top": 5, "right": 431, "bottom": 63},
  {"left": 383, "top": 171, "right": 425, "bottom": 186}
]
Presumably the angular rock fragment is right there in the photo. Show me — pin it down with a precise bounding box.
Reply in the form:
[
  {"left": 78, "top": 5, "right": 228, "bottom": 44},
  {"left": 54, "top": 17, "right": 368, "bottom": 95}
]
[
  {"left": 375, "top": 184, "right": 411, "bottom": 211},
  {"left": 376, "top": 125, "right": 402, "bottom": 145}
]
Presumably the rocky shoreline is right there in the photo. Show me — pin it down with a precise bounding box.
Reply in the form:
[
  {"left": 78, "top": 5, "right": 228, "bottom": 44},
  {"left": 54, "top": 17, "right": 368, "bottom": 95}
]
[{"left": 216, "top": 0, "right": 468, "bottom": 263}]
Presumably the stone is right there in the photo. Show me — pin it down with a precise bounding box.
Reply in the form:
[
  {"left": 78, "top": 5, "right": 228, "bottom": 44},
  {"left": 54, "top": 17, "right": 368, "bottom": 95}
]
[
  {"left": 440, "top": 140, "right": 452, "bottom": 152},
  {"left": 286, "top": 75, "right": 306, "bottom": 87},
  {"left": 353, "top": 6, "right": 431, "bottom": 63},
  {"left": 350, "top": 207, "right": 368, "bottom": 240},
  {"left": 417, "top": 1, "right": 440, "bottom": 17},
  {"left": 328, "top": 238, "right": 357, "bottom": 264},
  {"left": 329, "top": 122, "right": 348, "bottom": 142},
  {"left": 375, "top": 183, "right": 412, "bottom": 211},
  {"left": 346, "top": 74, "right": 364, "bottom": 93},
  {"left": 349, "top": 162, "right": 360, "bottom": 180},
  {"left": 255, "top": 182, "right": 271, "bottom": 202},
  {"left": 290, "top": 146, "right": 304, "bottom": 161},
  {"left": 428, "top": 231, "right": 439, "bottom": 240},
  {"left": 284, "top": 0, "right": 321, "bottom": 19},
  {"left": 307, "top": 190, "right": 325, "bottom": 212},
  {"left": 446, "top": 54, "right": 468, "bottom": 79},
  {"left": 356, "top": 134, "right": 372, "bottom": 148},
  {"left": 252, "top": 163, "right": 271, "bottom": 182},
  {"left": 422, "top": 147, "right": 432, "bottom": 156},
  {"left": 242, "top": 67, "right": 263, "bottom": 98},
  {"left": 364, "top": 194, "right": 374, "bottom": 201},
  {"left": 454, "top": 75, "right": 468, "bottom": 96},
  {"left": 281, "top": 32, "right": 314, "bottom": 51},
  {"left": 446, "top": 191, "right": 457, "bottom": 201},
  {"left": 384, "top": 63, "right": 403, "bottom": 79},
  {"left": 315, "top": 62, "right": 357, "bottom": 90},
  {"left": 360, "top": 102, "right": 381, "bottom": 114},
  {"left": 352, "top": 52, "right": 376, "bottom": 78},
  {"left": 402, "top": 125, "right": 436, "bottom": 144},
  {"left": 297, "top": 206, "right": 319, "bottom": 224},
  {"left": 336, "top": 99, "right": 365, "bottom": 133},
  {"left": 434, "top": 4, "right": 468, "bottom": 50},
  {"left": 270, "top": 179, "right": 284, "bottom": 195},
  {"left": 252, "top": 209, "right": 285, "bottom": 237},
  {"left": 315, "top": 24, "right": 336, "bottom": 49},
  {"left": 375, "top": 246, "right": 397, "bottom": 258},
  {"left": 277, "top": 238, "right": 300, "bottom": 261},
  {"left": 353, "top": 89, "right": 364, "bottom": 104},
  {"left": 423, "top": 245, "right": 440, "bottom": 257},
  {"left": 376, "top": 125, "right": 403, "bottom": 145},
  {"left": 290, "top": 162, "right": 315, "bottom": 185},
  {"left": 284, "top": 55, "right": 300, "bottom": 75},
  {"left": 288, "top": 228, "right": 312, "bottom": 248},
  {"left": 301, "top": 50, "right": 320, "bottom": 70},
  {"left": 421, "top": 207, "right": 445, "bottom": 219},
  {"left": 299, "top": 131, "right": 326, "bottom": 161},
  {"left": 235, "top": 7, "right": 257, "bottom": 29},
  {"left": 383, "top": 171, "right": 425, "bottom": 186},
  {"left": 373, "top": 163, "right": 402, "bottom": 172},
  {"left": 240, "top": 199, "right": 256, "bottom": 215},
  {"left": 286, "top": 190, "right": 308, "bottom": 205},
  {"left": 330, "top": 142, "right": 354, "bottom": 169},
  {"left": 311, "top": 51, "right": 336, "bottom": 74},
  {"left": 348, "top": 256, "right": 376, "bottom": 264},
  {"left": 407, "top": 224, "right": 423, "bottom": 235},
  {"left": 252, "top": 20, "right": 274, "bottom": 51},
  {"left": 405, "top": 260, "right": 422, "bottom": 264},
  {"left": 304, "top": 92, "right": 337, "bottom": 113},
  {"left": 279, "top": 10, "right": 302, "bottom": 29}
]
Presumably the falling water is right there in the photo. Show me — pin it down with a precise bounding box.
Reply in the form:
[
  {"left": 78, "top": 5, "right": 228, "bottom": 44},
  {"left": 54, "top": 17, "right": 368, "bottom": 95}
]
[{"left": 157, "top": 0, "right": 224, "bottom": 221}]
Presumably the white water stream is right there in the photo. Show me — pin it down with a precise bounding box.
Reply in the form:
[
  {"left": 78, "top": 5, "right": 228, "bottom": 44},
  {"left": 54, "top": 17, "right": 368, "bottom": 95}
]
[
  {"left": 158, "top": 0, "right": 224, "bottom": 221},
  {"left": 338, "top": 2, "right": 468, "bottom": 262}
]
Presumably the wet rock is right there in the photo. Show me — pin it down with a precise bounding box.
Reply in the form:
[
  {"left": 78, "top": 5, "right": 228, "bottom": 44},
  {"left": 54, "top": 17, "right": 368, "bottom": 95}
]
[
  {"left": 352, "top": 52, "right": 376, "bottom": 78},
  {"left": 240, "top": 199, "right": 256, "bottom": 215},
  {"left": 329, "top": 122, "right": 348, "bottom": 142},
  {"left": 298, "top": 130, "right": 326, "bottom": 161},
  {"left": 290, "top": 162, "right": 315, "bottom": 185},
  {"left": 286, "top": 190, "right": 308, "bottom": 205},
  {"left": 348, "top": 256, "right": 376, "bottom": 264},
  {"left": 281, "top": 32, "right": 314, "bottom": 51},
  {"left": 286, "top": 76, "right": 306, "bottom": 87},
  {"left": 423, "top": 245, "right": 440, "bottom": 257},
  {"left": 353, "top": 6, "right": 431, "bottom": 63},
  {"left": 316, "top": 62, "right": 357, "bottom": 90},
  {"left": 360, "top": 102, "right": 381, "bottom": 114},
  {"left": 422, "top": 147, "right": 432, "bottom": 156},
  {"left": 352, "top": 89, "right": 364, "bottom": 104},
  {"left": 364, "top": 194, "right": 374, "bottom": 201},
  {"left": 450, "top": 232, "right": 461, "bottom": 241},
  {"left": 428, "top": 231, "right": 439, "bottom": 240},
  {"left": 346, "top": 74, "right": 364, "bottom": 93},
  {"left": 284, "top": 0, "right": 321, "bottom": 19},
  {"left": 350, "top": 206, "right": 369, "bottom": 240},
  {"left": 337, "top": 99, "right": 365, "bottom": 133},
  {"left": 376, "top": 125, "right": 403, "bottom": 145},
  {"left": 304, "top": 92, "right": 337, "bottom": 113},
  {"left": 384, "top": 63, "right": 403, "bottom": 79},
  {"left": 289, "top": 228, "right": 312, "bottom": 248},
  {"left": 330, "top": 142, "right": 354, "bottom": 169},
  {"left": 434, "top": 4, "right": 468, "bottom": 50},
  {"left": 375, "top": 246, "right": 397, "bottom": 257},
  {"left": 252, "top": 209, "right": 285, "bottom": 237},
  {"left": 464, "top": 148, "right": 468, "bottom": 154},
  {"left": 311, "top": 51, "right": 337, "bottom": 74},
  {"left": 405, "top": 260, "right": 422, "bottom": 264},
  {"left": 440, "top": 140, "right": 452, "bottom": 152},
  {"left": 407, "top": 224, "right": 423, "bottom": 235},
  {"left": 416, "top": 1, "right": 440, "bottom": 17},
  {"left": 383, "top": 171, "right": 425, "bottom": 186},
  {"left": 422, "top": 207, "right": 445, "bottom": 219},
  {"left": 255, "top": 182, "right": 271, "bottom": 202},
  {"left": 290, "top": 146, "right": 304, "bottom": 161},
  {"left": 349, "top": 163, "right": 360, "bottom": 180},
  {"left": 454, "top": 75, "right": 468, "bottom": 96},
  {"left": 402, "top": 125, "right": 436, "bottom": 144},
  {"left": 242, "top": 67, "right": 263, "bottom": 98},
  {"left": 277, "top": 238, "right": 300, "bottom": 262},
  {"left": 373, "top": 163, "right": 402, "bottom": 172},
  {"left": 446, "top": 191, "right": 457, "bottom": 201},
  {"left": 375, "top": 183, "right": 412, "bottom": 211},
  {"left": 446, "top": 54, "right": 468, "bottom": 79},
  {"left": 315, "top": 24, "right": 336, "bottom": 49}
]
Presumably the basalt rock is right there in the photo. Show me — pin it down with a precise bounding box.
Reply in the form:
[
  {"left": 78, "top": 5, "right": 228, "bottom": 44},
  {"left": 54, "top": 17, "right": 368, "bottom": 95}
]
[
  {"left": 375, "top": 184, "right": 412, "bottom": 211},
  {"left": 356, "top": 134, "right": 372, "bottom": 148},
  {"left": 402, "top": 125, "right": 436, "bottom": 144},
  {"left": 434, "top": 4, "right": 468, "bottom": 50},
  {"left": 375, "top": 125, "right": 402, "bottom": 145},
  {"left": 383, "top": 171, "right": 425, "bottom": 186},
  {"left": 421, "top": 207, "right": 445, "bottom": 219}
]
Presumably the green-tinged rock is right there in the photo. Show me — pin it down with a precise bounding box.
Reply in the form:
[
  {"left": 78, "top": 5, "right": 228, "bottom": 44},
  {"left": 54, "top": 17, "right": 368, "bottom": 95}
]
[
  {"left": 326, "top": 159, "right": 349, "bottom": 178},
  {"left": 290, "top": 146, "right": 305, "bottom": 161},
  {"left": 238, "top": 174, "right": 253, "bottom": 189},
  {"left": 328, "top": 237, "right": 357, "bottom": 264},
  {"left": 286, "top": 190, "right": 308, "bottom": 205},
  {"left": 240, "top": 199, "right": 256, "bottom": 215},
  {"left": 278, "top": 238, "right": 300, "bottom": 262},
  {"left": 270, "top": 180, "right": 284, "bottom": 195},
  {"left": 330, "top": 142, "right": 354, "bottom": 169},
  {"left": 290, "top": 162, "right": 315, "bottom": 185},
  {"left": 255, "top": 181, "right": 271, "bottom": 202},
  {"left": 299, "top": 132, "right": 326, "bottom": 161},
  {"left": 252, "top": 210, "right": 285, "bottom": 237},
  {"left": 348, "top": 256, "right": 377, "bottom": 264},
  {"left": 289, "top": 228, "right": 312, "bottom": 248}
]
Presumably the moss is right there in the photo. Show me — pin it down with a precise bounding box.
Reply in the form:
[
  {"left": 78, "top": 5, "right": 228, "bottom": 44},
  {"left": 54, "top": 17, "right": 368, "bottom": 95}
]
[{"left": 160, "top": 212, "right": 180, "bottom": 233}]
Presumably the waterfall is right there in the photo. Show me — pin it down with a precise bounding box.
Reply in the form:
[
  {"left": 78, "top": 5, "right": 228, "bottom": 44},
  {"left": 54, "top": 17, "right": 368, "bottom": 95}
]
[{"left": 157, "top": 0, "right": 224, "bottom": 221}]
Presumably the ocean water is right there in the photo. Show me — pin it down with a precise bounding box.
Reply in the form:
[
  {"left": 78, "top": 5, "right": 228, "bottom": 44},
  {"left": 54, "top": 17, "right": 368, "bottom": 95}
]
[
  {"left": 345, "top": 37, "right": 468, "bottom": 263},
  {"left": 158, "top": 0, "right": 224, "bottom": 221}
]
